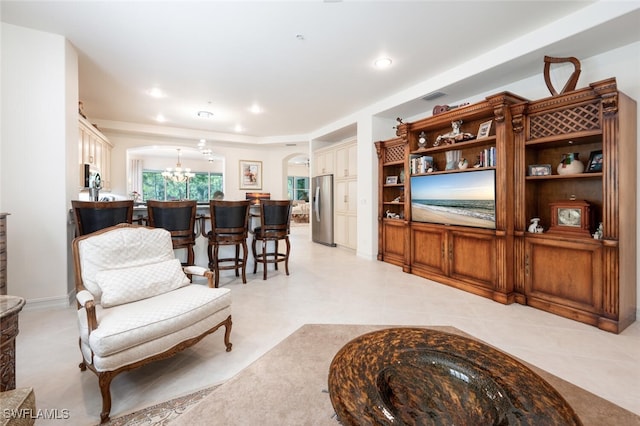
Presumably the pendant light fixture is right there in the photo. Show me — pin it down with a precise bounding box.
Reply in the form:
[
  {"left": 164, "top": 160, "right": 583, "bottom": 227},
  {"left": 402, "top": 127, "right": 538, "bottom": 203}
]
[{"left": 162, "top": 149, "right": 195, "bottom": 183}]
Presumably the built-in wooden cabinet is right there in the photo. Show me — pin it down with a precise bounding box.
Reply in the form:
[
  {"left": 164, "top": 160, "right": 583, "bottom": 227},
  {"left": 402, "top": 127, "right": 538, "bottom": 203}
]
[
  {"left": 375, "top": 137, "right": 408, "bottom": 268},
  {"left": 512, "top": 78, "right": 636, "bottom": 333},
  {"left": 79, "top": 115, "right": 113, "bottom": 191},
  {"left": 376, "top": 80, "right": 636, "bottom": 332},
  {"left": 398, "top": 92, "right": 524, "bottom": 302}
]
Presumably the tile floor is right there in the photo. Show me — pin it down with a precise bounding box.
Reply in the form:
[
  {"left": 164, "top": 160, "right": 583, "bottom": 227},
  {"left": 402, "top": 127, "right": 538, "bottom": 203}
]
[{"left": 13, "top": 225, "right": 640, "bottom": 425}]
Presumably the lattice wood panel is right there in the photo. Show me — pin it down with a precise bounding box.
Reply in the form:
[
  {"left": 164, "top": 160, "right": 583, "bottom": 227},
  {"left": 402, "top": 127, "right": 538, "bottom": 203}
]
[
  {"left": 384, "top": 144, "right": 404, "bottom": 163},
  {"left": 529, "top": 102, "right": 600, "bottom": 139}
]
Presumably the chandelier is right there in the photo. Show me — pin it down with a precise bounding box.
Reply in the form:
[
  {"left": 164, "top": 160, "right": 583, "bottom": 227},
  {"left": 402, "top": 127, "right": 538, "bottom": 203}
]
[{"left": 162, "top": 149, "right": 195, "bottom": 183}]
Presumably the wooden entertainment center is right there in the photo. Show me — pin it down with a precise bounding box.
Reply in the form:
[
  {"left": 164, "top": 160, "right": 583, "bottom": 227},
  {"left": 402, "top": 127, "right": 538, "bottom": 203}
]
[{"left": 376, "top": 78, "right": 636, "bottom": 333}]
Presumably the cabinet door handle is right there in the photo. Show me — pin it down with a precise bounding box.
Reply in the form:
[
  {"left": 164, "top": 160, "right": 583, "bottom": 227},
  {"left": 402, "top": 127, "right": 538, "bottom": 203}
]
[
  {"left": 344, "top": 169, "right": 348, "bottom": 177},
  {"left": 525, "top": 254, "right": 529, "bottom": 276},
  {"left": 448, "top": 245, "right": 453, "bottom": 261},
  {"left": 344, "top": 195, "right": 348, "bottom": 203},
  {"left": 441, "top": 243, "right": 445, "bottom": 259}
]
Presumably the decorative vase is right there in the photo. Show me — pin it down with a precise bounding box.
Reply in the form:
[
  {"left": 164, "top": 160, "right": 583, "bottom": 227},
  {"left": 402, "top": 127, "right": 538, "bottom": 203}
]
[
  {"left": 557, "top": 152, "right": 584, "bottom": 175},
  {"left": 399, "top": 169, "right": 405, "bottom": 183},
  {"left": 445, "top": 150, "right": 461, "bottom": 170}
]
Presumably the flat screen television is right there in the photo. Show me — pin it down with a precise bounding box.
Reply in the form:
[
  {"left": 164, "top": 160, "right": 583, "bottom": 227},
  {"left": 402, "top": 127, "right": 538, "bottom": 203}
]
[{"left": 410, "top": 169, "right": 496, "bottom": 229}]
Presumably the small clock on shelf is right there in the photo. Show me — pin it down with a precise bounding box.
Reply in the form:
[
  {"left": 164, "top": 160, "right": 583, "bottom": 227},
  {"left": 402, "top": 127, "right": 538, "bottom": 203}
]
[
  {"left": 548, "top": 199, "right": 593, "bottom": 236},
  {"left": 417, "top": 131, "right": 428, "bottom": 149}
]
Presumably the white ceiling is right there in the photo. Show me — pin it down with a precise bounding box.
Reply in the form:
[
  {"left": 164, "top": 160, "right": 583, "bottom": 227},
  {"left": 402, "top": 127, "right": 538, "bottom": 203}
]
[{"left": 2, "top": 1, "right": 639, "bottom": 145}]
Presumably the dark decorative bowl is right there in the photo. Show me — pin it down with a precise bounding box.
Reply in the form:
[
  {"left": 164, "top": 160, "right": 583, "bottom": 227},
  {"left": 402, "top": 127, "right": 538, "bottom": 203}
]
[{"left": 328, "top": 328, "right": 582, "bottom": 425}]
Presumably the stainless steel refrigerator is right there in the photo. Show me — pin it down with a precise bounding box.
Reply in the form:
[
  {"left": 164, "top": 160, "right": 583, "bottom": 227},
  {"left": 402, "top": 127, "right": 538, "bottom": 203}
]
[{"left": 312, "top": 174, "right": 336, "bottom": 247}]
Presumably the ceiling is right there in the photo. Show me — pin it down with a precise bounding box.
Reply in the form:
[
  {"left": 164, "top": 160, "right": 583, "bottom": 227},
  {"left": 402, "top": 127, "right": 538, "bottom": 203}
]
[{"left": 2, "top": 1, "right": 639, "bottom": 145}]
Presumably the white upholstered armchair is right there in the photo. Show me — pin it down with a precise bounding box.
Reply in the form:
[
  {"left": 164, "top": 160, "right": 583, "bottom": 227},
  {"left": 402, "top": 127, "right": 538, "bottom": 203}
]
[{"left": 72, "top": 224, "right": 232, "bottom": 423}]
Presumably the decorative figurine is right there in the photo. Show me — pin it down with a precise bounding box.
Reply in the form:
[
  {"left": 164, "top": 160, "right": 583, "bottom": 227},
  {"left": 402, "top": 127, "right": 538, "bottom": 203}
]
[
  {"left": 529, "top": 218, "right": 543, "bottom": 233},
  {"left": 593, "top": 222, "right": 603, "bottom": 239},
  {"left": 434, "top": 120, "right": 476, "bottom": 146}
]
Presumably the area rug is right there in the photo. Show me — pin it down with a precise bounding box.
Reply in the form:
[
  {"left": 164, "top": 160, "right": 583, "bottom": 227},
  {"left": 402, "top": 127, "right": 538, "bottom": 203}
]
[
  {"left": 103, "top": 386, "right": 217, "bottom": 426},
  {"left": 169, "top": 324, "right": 639, "bottom": 426}
]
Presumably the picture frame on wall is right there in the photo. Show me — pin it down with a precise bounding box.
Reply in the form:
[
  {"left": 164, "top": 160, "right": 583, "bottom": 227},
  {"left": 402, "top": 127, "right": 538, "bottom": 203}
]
[
  {"left": 528, "top": 164, "right": 552, "bottom": 176},
  {"left": 239, "top": 160, "right": 262, "bottom": 190},
  {"left": 586, "top": 150, "right": 603, "bottom": 173},
  {"left": 477, "top": 120, "right": 493, "bottom": 139}
]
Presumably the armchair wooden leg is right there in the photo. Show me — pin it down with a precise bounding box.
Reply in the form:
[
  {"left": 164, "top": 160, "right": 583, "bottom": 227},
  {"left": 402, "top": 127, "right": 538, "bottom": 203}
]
[
  {"left": 224, "top": 315, "right": 233, "bottom": 352},
  {"left": 98, "top": 371, "right": 116, "bottom": 423}
]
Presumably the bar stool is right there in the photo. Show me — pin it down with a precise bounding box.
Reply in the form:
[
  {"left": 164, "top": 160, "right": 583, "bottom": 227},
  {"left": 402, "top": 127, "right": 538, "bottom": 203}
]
[
  {"left": 71, "top": 200, "right": 134, "bottom": 236},
  {"left": 146, "top": 200, "right": 197, "bottom": 266},
  {"left": 207, "top": 200, "right": 251, "bottom": 288},
  {"left": 251, "top": 200, "right": 292, "bottom": 280}
]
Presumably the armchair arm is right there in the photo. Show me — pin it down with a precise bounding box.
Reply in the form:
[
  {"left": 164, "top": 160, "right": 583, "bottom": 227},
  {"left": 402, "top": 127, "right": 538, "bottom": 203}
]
[
  {"left": 76, "top": 290, "right": 94, "bottom": 307},
  {"left": 76, "top": 290, "right": 98, "bottom": 334},
  {"left": 183, "top": 265, "right": 208, "bottom": 276},
  {"left": 183, "top": 265, "right": 215, "bottom": 288}
]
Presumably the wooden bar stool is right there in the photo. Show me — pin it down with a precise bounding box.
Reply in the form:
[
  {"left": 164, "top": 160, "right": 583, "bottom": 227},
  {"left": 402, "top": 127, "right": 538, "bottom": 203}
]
[
  {"left": 71, "top": 200, "right": 134, "bottom": 236},
  {"left": 207, "top": 200, "right": 251, "bottom": 288},
  {"left": 146, "top": 200, "right": 197, "bottom": 266},
  {"left": 251, "top": 200, "right": 292, "bottom": 280}
]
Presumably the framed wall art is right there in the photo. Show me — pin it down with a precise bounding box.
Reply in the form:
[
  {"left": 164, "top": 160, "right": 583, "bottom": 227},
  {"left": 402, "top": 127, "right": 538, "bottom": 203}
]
[
  {"left": 477, "top": 120, "right": 493, "bottom": 139},
  {"left": 528, "top": 164, "right": 552, "bottom": 176},
  {"left": 239, "top": 160, "right": 262, "bottom": 190},
  {"left": 585, "top": 150, "right": 603, "bottom": 173}
]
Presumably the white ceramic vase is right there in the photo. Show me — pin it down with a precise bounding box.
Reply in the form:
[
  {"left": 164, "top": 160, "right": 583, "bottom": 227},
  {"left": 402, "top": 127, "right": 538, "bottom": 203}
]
[{"left": 557, "top": 153, "right": 584, "bottom": 175}]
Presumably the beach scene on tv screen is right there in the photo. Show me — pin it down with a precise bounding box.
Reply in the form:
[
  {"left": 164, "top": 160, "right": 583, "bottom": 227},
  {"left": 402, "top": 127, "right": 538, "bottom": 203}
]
[{"left": 411, "top": 170, "right": 496, "bottom": 229}]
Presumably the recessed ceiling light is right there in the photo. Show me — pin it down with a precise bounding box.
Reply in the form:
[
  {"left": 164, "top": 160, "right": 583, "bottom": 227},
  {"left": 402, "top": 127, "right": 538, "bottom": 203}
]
[
  {"left": 197, "top": 139, "right": 206, "bottom": 147},
  {"left": 197, "top": 111, "right": 213, "bottom": 118},
  {"left": 249, "top": 104, "right": 262, "bottom": 114},
  {"left": 374, "top": 57, "right": 393, "bottom": 69},
  {"left": 155, "top": 114, "right": 166, "bottom": 123},
  {"left": 234, "top": 124, "right": 243, "bottom": 132},
  {"left": 147, "top": 88, "right": 165, "bottom": 98}
]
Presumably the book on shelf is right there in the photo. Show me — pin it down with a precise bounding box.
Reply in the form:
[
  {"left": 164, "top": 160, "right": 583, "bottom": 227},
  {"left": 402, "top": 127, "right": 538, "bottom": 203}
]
[
  {"left": 478, "top": 147, "right": 496, "bottom": 167},
  {"left": 410, "top": 154, "right": 434, "bottom": 174}
]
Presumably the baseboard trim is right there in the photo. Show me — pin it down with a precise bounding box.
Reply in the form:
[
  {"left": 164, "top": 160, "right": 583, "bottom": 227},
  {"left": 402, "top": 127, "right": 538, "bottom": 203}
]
[{"left": 22, "top": 293, "right": 73, "bottom": 311}]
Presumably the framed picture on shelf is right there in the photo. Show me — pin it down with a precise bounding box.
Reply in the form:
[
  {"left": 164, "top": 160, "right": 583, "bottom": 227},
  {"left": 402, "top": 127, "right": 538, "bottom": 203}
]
[
  {"left": 586, "top": 150, "right": 603, "bottom": 173},
  {"left": 239, "top": 160, "right": 262, "bottom": 190},
  {"left": 528, "top": 164, "right": 552, "bottom": 176},
  {"left": 477, "top": 120, "right": 493, "bottom": 139},
  {"left": 385, "top": 176, "right": 398, "bottom": 184}
]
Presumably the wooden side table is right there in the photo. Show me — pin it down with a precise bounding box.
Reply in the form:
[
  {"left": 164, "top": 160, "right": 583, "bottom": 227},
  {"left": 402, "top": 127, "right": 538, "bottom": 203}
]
[{"left": 1, "top": 295, "right": 26, "bottom": 391}]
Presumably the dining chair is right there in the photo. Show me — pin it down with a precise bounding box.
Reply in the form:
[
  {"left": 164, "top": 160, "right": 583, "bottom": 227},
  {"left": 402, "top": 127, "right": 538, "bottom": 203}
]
[
  {"left": 146, "top": 200, "right": 198, "bottom": 266},
  {"left": 207, "top": 200, "right": 251, "bottom": 288},
  {"left": 71, "top": 200, "right": 134, "bottom": 236},
  {"left": 251, "top": 200, "right": 292, "bottom": 280}
]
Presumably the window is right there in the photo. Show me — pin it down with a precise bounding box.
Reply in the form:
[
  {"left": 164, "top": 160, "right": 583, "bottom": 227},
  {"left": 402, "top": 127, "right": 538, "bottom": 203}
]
[
  {"left": 288, "top": 176, "right": 309, "bottom": 201},
  {"left": 142, "top": 170, "right": 223, "bottom": 202}
]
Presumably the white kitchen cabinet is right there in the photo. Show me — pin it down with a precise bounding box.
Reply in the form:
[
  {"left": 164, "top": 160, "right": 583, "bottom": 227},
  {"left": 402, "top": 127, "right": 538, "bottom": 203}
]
[{"left": 79, "top": 115, "right": 113, "bottom": 191}]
